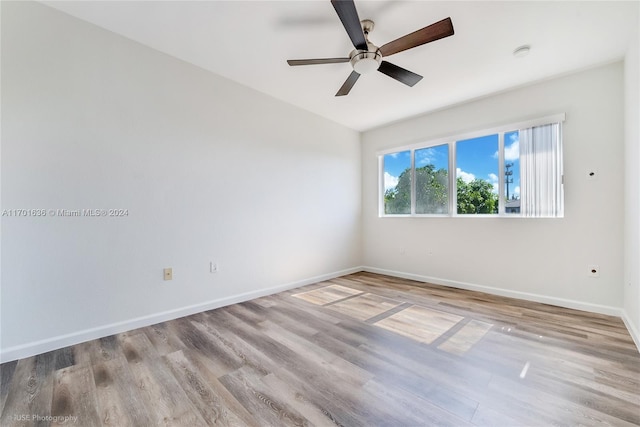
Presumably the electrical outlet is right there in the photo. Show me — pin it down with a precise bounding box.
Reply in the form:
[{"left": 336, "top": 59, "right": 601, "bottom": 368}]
[
  {"left": 210, "top": 262, "right": 218, "bottom": 273},
  {"left": 163, "top": 268, "right": 173, "bottom": 280},
  {"left": 587, "top": 265, "right": 599, "bottom": 278}
]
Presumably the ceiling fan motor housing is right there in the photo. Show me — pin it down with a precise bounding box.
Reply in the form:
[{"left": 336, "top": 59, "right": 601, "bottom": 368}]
[{"left": 349, "top": 44, "right": 381, "bottom": 74}]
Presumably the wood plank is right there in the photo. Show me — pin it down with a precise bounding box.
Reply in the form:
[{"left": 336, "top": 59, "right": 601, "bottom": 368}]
[
  {"left": 0, "top": 352, "right": 55, "bottom": 427},
  {"left": 362, "top": 378, "right": 475, "bottom": 427},
  {"left": 77, "top": 334, "right": 125, "bottom": 367},
  {"left": 257, "top": 319, "right": 374, "bottom": 388},
  {"left": 51, "top": 364, "right": 101, "bottom": 426},
  {"left": 119, "top": 333, "right": 207, "bottom": 427},
  {"left": 0, "top": 360, "right": 18, "bottom": 415},
  {"left": 170, "top": 317, "right": 243, "bottom": 377},
  {"left": 164, "top": 350, "right": 254, "bottom": 427},
  {"left": 92, "top": 356, "right": 154, "bottom": 426},
  {"left": 471, "top": 403, "right": 528, "bottom": 427},
  {"left": 143, "top": 322, "right": 187, "bottom": 356},
  {"left": 260, "top": 372, "right": 344, "bottom": 426},
  {"left": 219, "top": 366, "right": 309, "bottom": 427},
  {"left": 52, "top": 346, "right": 76, "bottom": 371}
]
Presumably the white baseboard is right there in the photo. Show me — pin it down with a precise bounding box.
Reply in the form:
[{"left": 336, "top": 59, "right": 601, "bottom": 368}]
[
  {"left": 621, "top": 310, "right": 640, "bottom": 353},
  {"left": 0, "top": 267, "right": 362, "bottom": 363},
  {"left": 361, "top": 266, "right": 623, "bottom": 317}
]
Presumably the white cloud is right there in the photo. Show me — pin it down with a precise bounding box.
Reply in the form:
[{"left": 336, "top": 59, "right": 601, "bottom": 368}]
[
  {"left": 492, "top": 135, "right": 520, "bottom": 161},
  {"left": 504, "top": 140, "right": 519, "bottom": 161},
  {"left": 384, "top": 172, "right": 399, "bottom": 190},
  {"left": 456, "top": 168, "right": 475, "bottom": 183},
  {"left": 415, "top": 147, "right": 438, "bottom": 166}
]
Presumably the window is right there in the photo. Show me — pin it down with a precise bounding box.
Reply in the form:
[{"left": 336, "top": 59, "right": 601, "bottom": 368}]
[
  {"left": 455, "top": 135, "right": 499, "bottom": 215},
  {"left": 379, "top": 115, "right": 564, "bottom": 218}
]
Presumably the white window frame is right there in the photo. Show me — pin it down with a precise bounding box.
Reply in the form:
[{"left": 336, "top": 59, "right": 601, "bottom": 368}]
[{"left": 378, "top": 113, "right": 565, "bottom": 218}]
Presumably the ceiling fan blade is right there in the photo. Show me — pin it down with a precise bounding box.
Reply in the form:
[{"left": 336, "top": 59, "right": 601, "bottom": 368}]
[
  {"left": 378, "top": 61, "right": 423, "bottom": 87},
  {"left": 331, "top": 0, "right": 368, "bottom": 50},
  {"left": 287, "top": 58, "right": 350, "bottom": 66},
  {"left": 335, "top": 71, "right": 360, "bottom": 96},
  {"left": 379, "top": 17, "right": 454, "bottom": 57}
]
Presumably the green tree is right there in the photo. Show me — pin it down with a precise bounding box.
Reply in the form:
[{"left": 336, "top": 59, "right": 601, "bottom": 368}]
[
  {"left": 415, "top": 164, "right": 448, "bottom": 214},
  {"left": 385, "top": 168, "right": 498, "bottom": 215},
  {"left": 456, "top": 178, "right": 498, "bottom": 214},
  {"left": 384, "top": 168, "right": 411, "bottom": 214},
  {"left": 385, "top": 165, "right": 449, "bottom": 214}
]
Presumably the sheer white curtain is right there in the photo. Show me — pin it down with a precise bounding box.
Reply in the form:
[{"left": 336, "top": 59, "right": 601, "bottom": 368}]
[{"left": 520, "top": 123, "right": 564, "bottom": 217}]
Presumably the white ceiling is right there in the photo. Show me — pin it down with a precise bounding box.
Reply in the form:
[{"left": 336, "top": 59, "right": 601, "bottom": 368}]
[{"left": 43, "top": 1, "right": 638, "bottom": 131}]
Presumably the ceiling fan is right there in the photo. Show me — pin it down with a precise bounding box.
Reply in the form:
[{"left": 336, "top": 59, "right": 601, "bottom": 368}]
[{"left": 287, "top": 0, "right": 455, "bottom": 96}]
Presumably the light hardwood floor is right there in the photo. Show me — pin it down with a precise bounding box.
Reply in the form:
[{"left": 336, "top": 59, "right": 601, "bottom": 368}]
[{"left": 1, "top": 272, "right": 639, "bottom": 426}]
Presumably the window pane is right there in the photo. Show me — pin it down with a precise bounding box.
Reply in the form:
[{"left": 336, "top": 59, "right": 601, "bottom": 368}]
[
  {"left": 383, "top": 150, "right": 411, "bottom": 215},
  {"left": 504, "top": 130, "right": 521, "bottom": 214},
  {"left": 456, "top": 135, "right": 499, "bottom": 214},
  {"left": 415, "top": 145, "right": 449, "bottom": 214}
]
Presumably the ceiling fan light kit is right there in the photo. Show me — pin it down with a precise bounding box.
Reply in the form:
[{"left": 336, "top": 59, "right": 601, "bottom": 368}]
[
  {"left": 287, "top": 0, "right": 454, "bottom": 97},
  {"left": 350, "top": 50, "right": 381, "bottom": 74}
]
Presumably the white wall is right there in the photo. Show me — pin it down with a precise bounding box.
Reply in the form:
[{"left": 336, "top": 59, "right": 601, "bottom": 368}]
[
  {"left": 0, "top": 2, "right": 361, "bottom": 361},
  {"left": 624, "top": 6, "right": 640, "bottom": 346},
  {"left": 362, "top": 63, "right": 625, "bottom": 314}
]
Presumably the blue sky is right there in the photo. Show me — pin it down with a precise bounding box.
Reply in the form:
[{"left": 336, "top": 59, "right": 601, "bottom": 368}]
[
  {"left": 456, "top": 134, "right": 500, "bottom": 194},
  {"left": 384, "top": 131, "right": 521, "bottom": 199}
]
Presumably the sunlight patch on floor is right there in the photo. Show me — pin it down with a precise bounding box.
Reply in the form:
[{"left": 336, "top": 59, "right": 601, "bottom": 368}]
[
  {"left": 292, "top": 284, "right": 362, "bottom": 305},
  {"left": 328, "top": 293, "right": 403, "bottom": 321},
  {"left": 375, "top": 305, "right": 464, "bottom": 344},
  {"left": 438, "top": 319, "right": 493, "bottom": 355}
]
